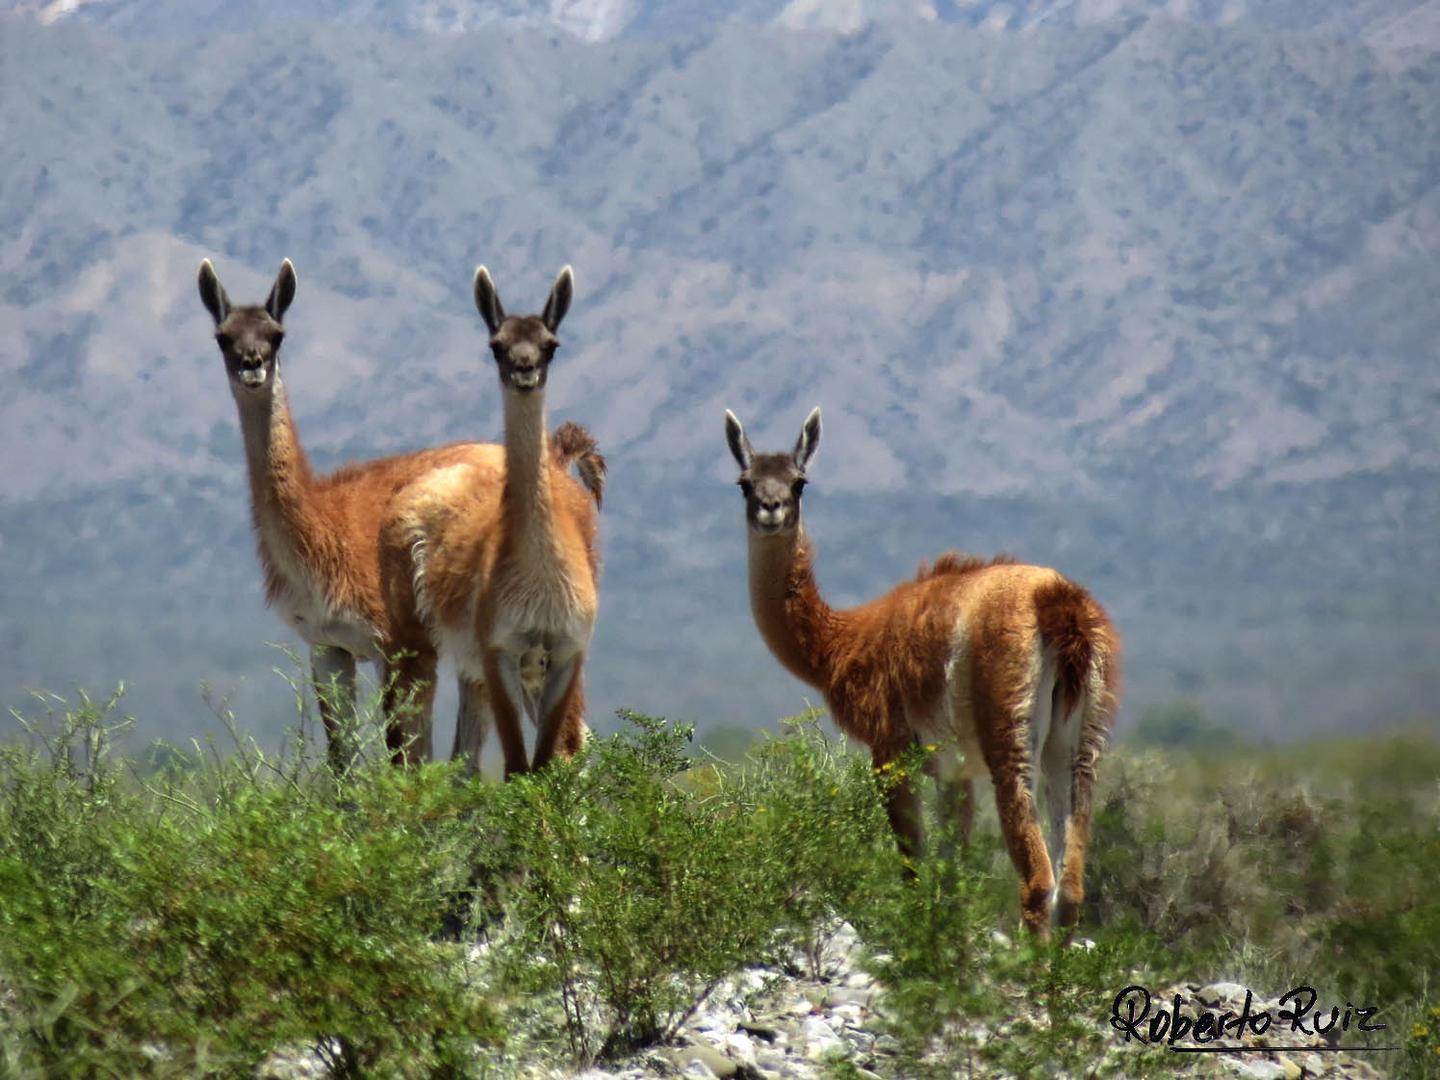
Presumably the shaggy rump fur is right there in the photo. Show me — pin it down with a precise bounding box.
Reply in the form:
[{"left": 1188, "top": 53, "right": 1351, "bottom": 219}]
[{"left": 1034, "top": 578, "right": 1107, "bottom": 717}]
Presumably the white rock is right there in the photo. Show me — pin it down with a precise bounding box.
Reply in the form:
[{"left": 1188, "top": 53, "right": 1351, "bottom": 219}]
[
  {"left": 800, "top": 1017, "right": 843, "bottom": 1060},
  {"left": 756, "top": 1049, "right": 790, "bottom": 1071},
  {"left": 689, "top": 1010, "right": 730, "bottom": 1034},
  {"left": 800, "top": 1017, "right": 839, "bottom": 1040},
  {"left": 828, "top": 921, "right": 860, "bottom": 954},
  {"left": 1199, "top": 981, "right": 1250, "bottom": 1005},
  {"left": 720, "top": 1032, "right": 758, "bottom": 1067},
  {"left": 1227, "top": 1061, "right": 1288, "bottom": 1080}
]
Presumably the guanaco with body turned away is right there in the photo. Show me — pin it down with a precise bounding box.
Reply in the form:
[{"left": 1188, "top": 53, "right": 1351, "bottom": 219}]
[{"left": 724, "top": 407, "right": 1120, "bottom": 938}]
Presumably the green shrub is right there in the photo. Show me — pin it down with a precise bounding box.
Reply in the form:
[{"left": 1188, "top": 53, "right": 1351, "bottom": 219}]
[
  {"left": 475, "top": 711, "right": 896, "bottom": 1064},
  {"left": 0, "top": 689, "right": 498, "bottom": 1077},
  {"left": 2, "top": 680, "right": 1436, "bottom": 1078}
]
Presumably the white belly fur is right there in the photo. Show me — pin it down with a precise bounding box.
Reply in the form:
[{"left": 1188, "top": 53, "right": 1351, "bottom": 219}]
[
  {"left": 264, "top": 530, "right": 382, "bottom": 662},
  {"left": 424, "top": 576, "right": 592, "bottom": 685},
  {"left": 274, "top": 579, "right": 381, "bottom": 661}
]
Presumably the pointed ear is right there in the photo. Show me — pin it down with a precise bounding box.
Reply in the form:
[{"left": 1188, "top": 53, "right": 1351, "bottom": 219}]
[
  {"left": 724, "top": 409, "right": 753, "bottom": 472},
  {"left": 265, "top": 258, "right": 297, "bottom": 323},
  {"left": 794, "top": 406, "right": 822, "bottom": 470},
  {"left": 198, "top": 259, "right": 230, "bottom": 326},
  {"left": 542, "top": 265, "right": 574, "bottom": 332},
  {"left": 474, "top": 266, "right": 504, "bottom": 335}
]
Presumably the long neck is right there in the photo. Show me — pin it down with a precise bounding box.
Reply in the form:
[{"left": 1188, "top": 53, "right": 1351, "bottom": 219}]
[
  {"left": 501, "top": 387, "right": 556, "bottom": 549},
  {"left": 747, "top": 524, "right": 844, "bottom": 689},
  {"left": 233, "top": 376, "right": 319, "bottom": 554}
]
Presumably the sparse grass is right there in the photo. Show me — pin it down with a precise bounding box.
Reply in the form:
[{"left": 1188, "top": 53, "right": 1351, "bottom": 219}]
[
  {"left": 1084, "top": 735, "right": 1440, "bottom": 1067},
  {"left": 0, "top": 681, "right": 1435, "bottom": 1078}
]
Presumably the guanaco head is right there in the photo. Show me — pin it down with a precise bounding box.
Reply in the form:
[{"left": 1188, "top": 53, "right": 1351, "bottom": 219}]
[
  {"left": 198, "top": 258, "right": 296, "bottom": 395},
  {"left": 724, "top": 407, "right": 822, "bottom": 536},
  {"left": 472, "top": 265, "right": 573, "bottom": 395}
]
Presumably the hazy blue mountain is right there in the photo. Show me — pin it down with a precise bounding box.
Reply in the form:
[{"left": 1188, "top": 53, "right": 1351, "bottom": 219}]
[
  {"left": 1, "top": 7, "right": 1437, "bottom": 754},
  {"left": 10, "top": 0, "right": 1440, "bottom": 46}
]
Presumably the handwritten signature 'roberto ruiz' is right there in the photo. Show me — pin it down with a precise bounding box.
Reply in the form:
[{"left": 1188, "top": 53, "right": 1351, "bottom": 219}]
[{"left": 1110, "top": 985, "right": 1394, "bottom": 1054}]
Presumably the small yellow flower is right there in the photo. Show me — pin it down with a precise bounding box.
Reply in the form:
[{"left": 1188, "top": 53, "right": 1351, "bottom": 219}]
[
  {"left": 829, "top": 786, "right": 840, "bottom": 796},
  {"left": 1431, "top": 1006, "right": 1440, "bottom": 1019},
  {"left": 924, "top": 743, "right": 939, "bottom": 753},
  {"left": 1413, "top": 1023, "right": 1430, "bottom": 1039},
  {"left": 878, "top": 761, "right": 895, "bottom": 772}
]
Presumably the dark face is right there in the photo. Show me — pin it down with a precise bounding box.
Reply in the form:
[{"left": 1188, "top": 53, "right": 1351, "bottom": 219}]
[
  {"left": 737, "top": 454, "right": 807, "bottom": 536},
  {"left": 215, "top": 307, "right": 284, "bottom": 392},
  {"left": 489, "top": 315, "right": 558, "bottom": 394},
  {"left": 724, "top": 407, "right": 821, "bottom": 537},
  {"left": 198, "top": 258, "right": 295, "bottom": 395},
  {"left": 473, "top": 265, "right": 573, "bottom": 395}
]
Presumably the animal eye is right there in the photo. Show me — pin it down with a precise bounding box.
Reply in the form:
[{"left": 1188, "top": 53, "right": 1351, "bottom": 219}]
[
  {"left": 271, "top": 331, "right": 285, "bottom": 348},
  {"left": 215, "top": 332, "right": 232, "bottom": 349},
  {"left": 792, "top": 479, "right": 807, "bottom": 496},
  {"left": 737, "top": 479, "right": 753, "bottom": 494}
]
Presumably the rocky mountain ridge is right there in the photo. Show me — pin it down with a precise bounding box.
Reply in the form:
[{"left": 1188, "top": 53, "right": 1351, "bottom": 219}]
[{"left": 1, "top": 7, "right": 1436, "bottom": 745}]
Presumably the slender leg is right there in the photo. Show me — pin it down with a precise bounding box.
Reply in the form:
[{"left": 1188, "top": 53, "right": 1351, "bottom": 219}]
[
  {"left": 556, "top": 668, "right": 590, "bottom": 758},
  {"left": 311, "top": 645, "right": 358, "bottom": 773},
  {"left": 1041, "top": 683, "right": 1082, "bottom": 932},
  {"left": 451, "top": 676, "right": 491, "bottom": 775},
  {"left": 1055, "top": 689, "right": 1113, "bottom": 936},
  {"left": 971, "top": 648, "right": 1057, "bottom": 937},
  {"left": 925, "top": 751, "right": 975, "bottom": 858},
  {"left": 484, "top": 648, "right": 531, "bottom": 778},
  {"left": 873, "top": 741, "right": 924, "bottom": 865},
  {"left": 992, "top": 754, "right": 1056, "bottom": 939},
  {"left": 955, "top": 778, "right": 976, "bottom": 847},
  {"left": 531, "top": 654, "right": 583, "bottom": 771},
  {"left": 382, "top": 650, "right": 438, "bottom": 766}
]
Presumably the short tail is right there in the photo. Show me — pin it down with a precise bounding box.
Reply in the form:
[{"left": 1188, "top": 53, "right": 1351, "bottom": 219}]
[
  {"left": 551, "top": 421, "right": 606, "bottom": 508},
  {"left": 1034, "top": 578, "right": 1119, "bottom": 722}
]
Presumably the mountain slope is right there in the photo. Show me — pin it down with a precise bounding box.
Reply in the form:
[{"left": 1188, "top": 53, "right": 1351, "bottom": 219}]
[
  {"left": 8, "top": 0, "right": 1440, "bottom": 47},
  {"left": 1, "top": 12, "right": 1437, "bottom": 746}
]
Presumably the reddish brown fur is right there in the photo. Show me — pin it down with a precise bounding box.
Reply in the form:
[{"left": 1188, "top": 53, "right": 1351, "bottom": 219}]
[
  {"left": 916, "top": 551, "right": 1018, "bottom": 582},
  {"left": 253, "top": 418, "right": 506, "bottom": 648},
  {"left": 728, "top": 408, "right": 1121, "bottom": 938},
  {"left": 1033, "top": 577, "right": 1111, "bottom": 717}
]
